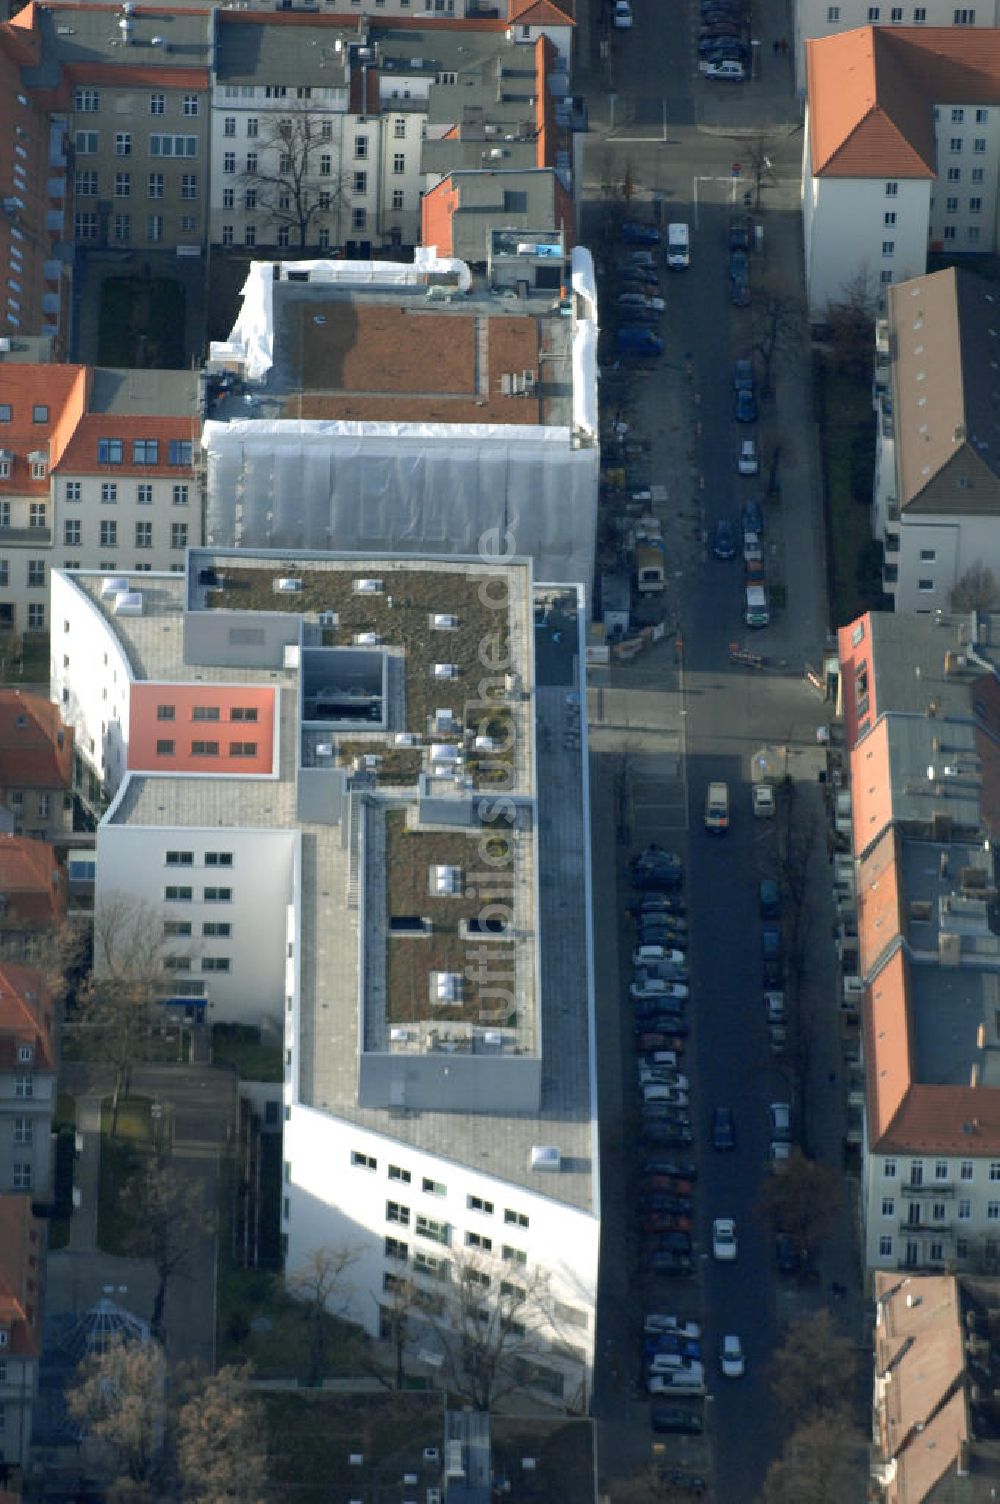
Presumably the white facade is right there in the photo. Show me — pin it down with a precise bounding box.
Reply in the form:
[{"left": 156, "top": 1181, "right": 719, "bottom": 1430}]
[
  {"left": 864, "top": 1146, "right": 1000, "bottom": 1270},
  {"left": 0, "top": 1061, "right": 54, "bottom": 1199},
  {"left": 51, "top": 472, "right": 198, "bottom": 580},
  {"left": 794, "top": 6, "right": 1000, "bottom": 92},
  {"left": 928, "top": 100, "right": 1000, "bottom": 250},
  {"left": 284, "top": 1108, "right": 599, "bottom": 1402},
  {"left": 802, "top": 124, "right": 931, "bottom": 312}
]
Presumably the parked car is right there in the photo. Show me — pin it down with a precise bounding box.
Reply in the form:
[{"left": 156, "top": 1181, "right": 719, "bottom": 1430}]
[
  {"left": 619, "top": 291, "right": 666, "bottom": 312},
  {"left": 625, "top": 249, "right": 658, "bottom": 268},
  {"left": 637, "top": 1032, "right": 687, "bottom": 1052},
  {"left": 642, "top": 1213, "right": 693, "bottom": 1234},
  {"left": 617, "top": 326, "right": 665, "bottom": 356},
  {"left": 752, "top": 784, "right": 776, "bottom": 818},
  {"left": 639, "top": 1069, "right": 689, "bottom": 1090},
  {"left": 730, "top": 275, "right": 751, "bottom": 307},
  {"left": 705, "top": 58, "right": 745, "bottom": 79},
  {"left": 620, "top": 220, "right": 661, "bottom": 245},
  {"left": 643, "top": 1086, "right": 690, "bottom": 1108},
  {"left": 720, "top": 1334, "right": 745, "bottom": 1378},
  {"left": 699, "top": 35, "right": 750, "bottom": 58},
  {"left": 649, "top": 1352, "right": 703, "bottom": 1375},
  {"left": 640, "top": 1192, "right": 693, "bottom": 1213},
  {"left": 640, "top": 1050, "right": 682, "bottom": 1069},
  {"left": 631, "top": 980, "right": 690, "bottom": 1001},
  {"left": 641, "top": 1160, "right": 697, "bottom": 1181},
  {"left": 648, "top": 1369, "right": 706, "bottom": 1395},
  {"left": 643, "top": 1176, "right": 695, "bottom": 1196},
  {"left": 613, "top": 0, "right": 633, "bottom": 24},
  {"left": 741, "top": 497, "right": 764, "bottom": 536},
  {"left": 759, "top": 878, "right": 780, "bottom": 918},
  {"left": 712, "top": 1106, "right": 735, "bottom": 1150},
  {"left": 647, "top": 1229, "right": 693, "bottom": 1253},
  {"left": 635, "top": 892, "right": 686, "bottom": 915},
  {"left": 645, "top": 1334, "right": 702, "bottom": 1360},
  {"left": 738, "top": 438, "right": 759, "bottom": 475},
  {"left": 711, "top": 518, "right": 737, "bottom": 560},
  {"left": 631, "top": 847, "right": 683, "bottom": 889},
  {"left": 635, "top": 1017, "right": 689, "bottom": 1039},
  {"left": 641, "top": 1124, "right": 694, "bottom": 1146},
  {"left": 769, "top": 1140, "right": 792, "bottom": 1169},
  {"left": 634, "top": 946, "right": 686, "bottom": 967},
  {"left": 729, "top": 215, "right": 751, "bottom": 250},
  {"left": 733, "top": 358, "right": 754, "bottom": 392},
  {"left": 735, "top": 388, "right": 757, "bottom": 423},
  {"left": 645, "top": 1249, "right": 695, "bottom": 1276},
  {"left": 712, "top": 1217, "right": 738, "bottom": 1260},
  {"left": 651, "top": 1407, "right": 703, "bottom": 1435},
  {"left": 730, "top": 247, "right": 750, "bottom": 282},
  {"left": 764, "top": 990, "right": 786, "bottom": 1024},
  {"left": 769, "top": 1101, "right": 792, "bottom": 1141},
  {"left": 645, "top": 1315, "right": 702, "bottom": 1337}
]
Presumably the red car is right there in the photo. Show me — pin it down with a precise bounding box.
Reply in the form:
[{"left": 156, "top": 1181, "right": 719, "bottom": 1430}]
[
  {"left": 640, "top": 1213, "right": 693, "bottom": 1234},
  {"left": 638, "top": 1033, "right": 686, "bottom": 1053},
  {"left": 643, "top": 1175, "right": 694, "bottom": 1195}
]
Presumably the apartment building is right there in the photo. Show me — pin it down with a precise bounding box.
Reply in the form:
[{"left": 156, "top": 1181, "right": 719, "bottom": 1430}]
[
  {"left": 18, "top": 2, "right": 212, "bottom": 254},
  {"left": 0, "top": 963, "right": 56, "bottom": 1199},
  {"left": 794, "top": 0, "right": 1000, "bottom": 91},
  {"left": 0, "top": 11, "right": 71, "bottom": 351},
  {"left": 838, "top": 608, "right": 1000, "bottom": 1273},
  {"left": 0, "top": 691, "right": 73, "bottom": 842},
  {"left": 0, "top": 1197, "right": 45, "bottom": 1474},
  {"left": 873, "top": 267, "right": 1000, "bottom": 612},
  {"left": 0, "top": 837, "right": 65, "bottom": 963},
  {"left": 872, "top": 1272, "right": 1000, "bottom": 1501},
  {"left": 0, "top": 362, "right": 199, "bottom": 638},
  {"left": 803, "top": 26, "right": 1000, "bottom": 312},
  {"left": 51, "top": 546, "right": 600, "bottom": 1403},
  {"left": 203, "top": 252, "right": 598, "bottom": 594},
  {"left": 421, "top": 167, "right": 574, "bottom": 265}
]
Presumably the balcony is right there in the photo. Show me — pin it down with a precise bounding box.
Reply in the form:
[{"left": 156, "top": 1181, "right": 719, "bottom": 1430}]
[
  {"left": 884, "top": 532, "right": 899, "bottom": 555},
  {"left": 901, "top": 1181, "right": 955, "bottom": 1196},
  {"left": 0, "top": 525, "right": 51, "bottom": 544},
  {"left": 883, "top": 563, "right": 898, "bottom": 587}
]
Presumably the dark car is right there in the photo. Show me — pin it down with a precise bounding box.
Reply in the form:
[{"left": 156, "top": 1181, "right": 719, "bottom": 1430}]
[
  {"left": 620, "top": 220, "right": 662, "bottom": 245},
  {"left": 643, "top": 1177, "right": 695, "bottom": 1198},
  {"left": 640, "top": 1194, "right": 694, "bottom": 1214},
  {"left": 642, "top": 1124, "right": 694, "bottom": 1146},
  {"left": 759, "top": 878, "right": 781, "bottom": 919},
  {"left": 641, "top": 1213, "right": 693, "bottom": 1234},
  {"left": 699, "top": 35, "right": 749, "bottom": 56},
  {"left": 712, "top": 1106, "right": 735, "bottom": 1150},
  {"left": 645, "top": 1335, "right": 702, "bottom": 1360},
  {"left": 762, "top": 925, "right": 782, "bottom": 960},
  {"left": 729, "top": 215, "right": 751, "bottom": 250},
  {"left": 735, "top": 389, "right": 758, "bottom": 423},
  {"left": 645, "top": 1251, "right": 695, "bottom": 1277},
  {"left": 775, "top": 1234, "right": 801, "bottom": 1275},
  {"left": 617, "top": 326, "right": 665, "bottom": 357},
  {"left": 632, "top": 847, "right": 684, "bottom": 890},
  {"left": 635, "top": 1018, "right": 690, "bottom": 1040},
  {"left": 730, "top": 276, "right": 751, "bottom": 307},
  {"left": 634, "top": 998, "right": 686, "bottom": 1020},
  {"left": 711, "top": 519, "right": 737, "bottom": 560},
  {"left": 636, "top": 893, "right": 686, "bottom": 916},
  {"left": 646, "top": 1229, "right": 693, "bottom": 1253},
  {"left": 642, "top": 1157, "right": 697, "bottom": 1178},
  {"left": 730, "top": 247, "right": 749, "bottom": 281},
  {"left": 741, "top": 497, "right": 764, "bottom": 537},
  {"left": 637, "top": 1032, "right": 687, "bottom": 1053},
  {"left": 651, "top": 1408, "right": 704, "bottom": 1435},
  {"left": 733, "top": 358, "right": 754, "bottom": 392}
]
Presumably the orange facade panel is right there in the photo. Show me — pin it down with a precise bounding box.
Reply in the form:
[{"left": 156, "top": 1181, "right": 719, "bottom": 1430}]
[{"left": 128, "top": 683, "right": 277, "bottom": 777}]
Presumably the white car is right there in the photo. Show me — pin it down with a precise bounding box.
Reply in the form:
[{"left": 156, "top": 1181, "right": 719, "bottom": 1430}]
[
  {"left": 752, "top": 784, "right": 775, "bottom": 819},
  {"left": 645, "top": 1315, "right": 702, "bottom": 1338},
  {"left": 618, "top": 292, "right": 666, "bottom": 312},
  {"left": 712, "top": 1217, "right": 738, "bottom": 1261},
  {"left": 649, "top": 1352, "right": 701, "bottom": 1374},
  {"left": 643, "top": 1084, "right": 689, "bottom": 1106},
  {"left": 705, "top": 58, "right": 745, "bottom": 80},
  {"left": 633, "top": 947, "right": 686, "bottom": 967},
  {"left": 630, "top": 981, "right": 690, "bottom": 1000},
  {"left": 764, "top": 990, "right": 786, "bottom": 1024},
  {"left": 720, "top": 1334, "right": 745, "bottom": 1378},
  {"left": 639, "top": 1069, "right": 689, "bottom": 1089},
  {"left": 738, "top": 438, "right": 759, "bottom": 476},
  {"left": 648, "top": 1367, "right": 706, "bottom": 1395},
  {"left": 613, "top": 0, "right": 633, "bottom": 25}
]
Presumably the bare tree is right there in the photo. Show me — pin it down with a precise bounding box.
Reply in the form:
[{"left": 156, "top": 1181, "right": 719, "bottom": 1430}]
[
  {"left": 759, "top": 1408, "right": 867, "bottom": 1504},
  {"left": 176, "top": 1365, "right": 268, "bottom": 1504},
  {"left": 285, "top": 1244, "right": 361, "bottom": 1386},
  {"left": 824, "top": 267, "right": 878, "bottom": 379},
  {"left": 241, "top": 106, "right": 346, "bottom": 249},
  {"left": 744, "top": 134, "right": 778, "bottom": 211},
  {"left": 769, "top": 1311, "right": 860, "bottom": 1429},
  {"left": 367, "top": 1274, "right": 417, "bottom": 1392},
  {"left": 752, "top": 277, "right": 803, "bottom": 398},
  {"left": 951, "top": 562, "right": 1000, "bottom": 613},
  {"left": 126, "top": 1156, "right": 211, "bottom": 1343},
  {"left": 66, "top": 1337, "right": 167, "bottom": 1499},
  {"left": 756, "top": 1150, "right": 843, "bottom": 1263}
]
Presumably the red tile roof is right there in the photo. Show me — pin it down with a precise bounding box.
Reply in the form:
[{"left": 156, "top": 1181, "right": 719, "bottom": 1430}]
[
  {"left": 509, "top": 0, "right": 575, "bottom": 24},
  {"left": 0, "top": 366, "right": 85, "bottom": 497},
  {"left": 54, "top": 414, "right": 198, "bottom": 476},
  {"left": 807, "top": 27, "right": 1000, "bottom": 179},
  {"left": 0, "top": 836, "right": 65, "bottom": 931},
  {"left": 0, "top": 962, "right": 54, "bottom": 1073},
  {"left": 0, "top": 691, "right": 73, "bottom": 793}
]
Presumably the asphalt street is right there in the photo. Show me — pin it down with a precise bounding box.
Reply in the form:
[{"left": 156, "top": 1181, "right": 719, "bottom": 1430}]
[{"left": 580, "top": 0, "right": 863, "bottom": 1497}]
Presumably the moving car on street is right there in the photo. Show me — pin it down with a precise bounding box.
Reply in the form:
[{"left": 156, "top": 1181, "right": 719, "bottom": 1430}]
[{"left": 712, "top": 1217, "right": 738, "bottom": 1261}]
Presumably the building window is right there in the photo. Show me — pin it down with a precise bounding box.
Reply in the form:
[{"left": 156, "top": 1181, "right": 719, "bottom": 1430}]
[
  {"left": 890, "top": 5, "right": 902, "bottom": 16},
  {"left": 467, "top": 1195, "right": 494, "bottom": 1215},
  {"left": 949, "top": 138, "right": 963, "bottom": 153},
  {"left": 204, "top": 851, "right": 233, "bottom": 866},
  {"left": 393, "top": 153, "right": 405, "bottom": 174},
  {"left": 147, "top": 215, "right": 163, "bottom": 243},
  {"left": 172, "top": 484, "right": 189, "bottom": 507},
  {"left": 222, "top": 226, "right": 234, "bottom": 247},
  {"left": 157, "top": 704, "right": 176, "bottom": 722},
  {"left": 75, "top": 212, "right": 98, "bottom": 239},
  {"left": 959, "top": 1198, "right": 972, "bottom": 1219},
  {"left": 182, "top": 94, "right": 199, "bottom": 117},
  {"left": 114, "top": 172, "right": 131, "bottom": 197},
  {"left": 882, "top": 240, "right": 894, "bottom": 255},
  {"left": 246, "top": 117, "right": 259, "bottom": 137},
  {"left": 415, "top": 1215, "right": 449, "bottom": 1244},
  {"left": 223, "top": 152, "right": 236, "bottom": 174},
  {"left": 150, "top": 92, "right": 165, "bottom": 115},
  {"left": 354, "top": 135, "right": 368, "bottom": 159},
  {"left": 385, "top": 1236, "right": 408, "bottom": 1261},
  {"left": 961, "top": 1160, "right": 974, "bottom": 1180},
  {"left": 75, "top": 132, "right": 98, "bottom": 155},
  {"left": 392, "top": 189, "right": 404, "bottom": 211},
  {"left": 970, "top": 196, "right": 983, "bottom": 213},
  {"left": 203, "top": 887, "right": 232, "bottom": 902},
  {"left": 230, "top": 707, "right": 258, "bottom": 723},
  {"left": 954, "top": 6, "right": 975, "bottom": 19},
  {"left": 147, "top": 172, "right": 165, "bottom": 200},
  {"left": 132, "top": 439, "right": 158, "bottom": 464},
  {"left": 75, "top": 88, "right": 100, "bottom": 112},
  {"left": 181, "top": 174, "right": 198, "bottom": 200},
  {"left": 504, "top": 1209, "right": 529, "bottom": 1228},
  {"left": 352, "top": 208, "right": 367, "bottom": 232},
  {"left": 881, "top": 1197, "right": 895, "bottom": 1216},
  {"left": 13, "top": 1117, "right": 32, "bottom": 1145},
  {"left": 244, "top": 226, "right": 256, "bottom": 247},
  {"left": 27, "top": 560, "right": 44, "bottom": 587},
  {"left": 156, "top": 740, "right": 175, "bottom": 755},
  {"left": 115, "top": 133, "right": 132, "bottom": 157},
  {"left": 75, "top": 170, "right": 98, "bottom": 196},
  {"left": 164, "top": 885, "right": 193, "bottom": 901},
  {"left": 64, "top": 520, "right": 81, "bottom": 546},
  {"left": 502, "top": 1244, "right": 527, "bottom": 1264},
  {"left": 387, "top": 1201, "right": 410, "bottom": 1226},
  {"left": 101, "top": 483, "right": 118, "bottom": 503},
  {"left": 972, "top": 166, "right": 984, "bottom": 182},
  {"left": 913, "top": 6, "right": 926, "bottom": 16},
  {"left": 244, "top": 189, "right": 257, "bottom": 211},
  {"left": 465, "top": 1231, "right": 491, "bottom": 1250},
  {"left": 29, "top": 502, "right": 46, "bottom": 528},
  {"left": 884, "top": 1159, "right": 897, "bottom": 1178},
  {"left": 943, "top": 226, "right": 957, "bottom": 240},
  {"left": 192, "top": 706, "right": 220, "bottom": 722},
  {"left": 989, "top": 1201, "right": 1000, "bottom": 1220},
  {"left": 150, "top": 135, "right": 197, "bottom": 158},
  {"left": 867, "top": 4, "right": 879, "bottom": 16},
  {"left": 27, "top": 604, "right": 44, "bottom": 629},
  {"left": 12, "top": 1163, "right": 31, "bottom": 1190},
  {"left": 974, "top": 137, "right": 987, "bottom": 153},
  {"left": 422, "top": 1177, "right": 446, "bottom": 1196},
  {"left": 879, "top": 1235, "right": 893, "bottom": 1257},
  {"left": 14, "top": 1074, "right": 32, "bottom": 1099},
  {"left": 166, "top": 851, "right": 193, "bottom": 866},
  {"left": 353, "top": 170, "right": 367, "bottom": 194},
  {"left": 952, "top": 107, "right": 966, "bottom": 122},
  {"left": 947, "top": 166, "right": 961, "bottom": 181},
  {"left": 930, "top": 1241, "right": 944, "bottom": 1262},
  {"left": 222, "top": 188, "right": 235, "bottom": 210},
  {"left": 202, "top": 957, "right": 230, "bottom": 973},
  {"left": 918, "top": 578, "right": 934, "bottom": 591},
  {"left": 135, "top": 521, "right": 152, "bottom": 548},
  {"left": 977, "top": 108, "right": 989, "bottom": 123},
  {"left": 202, "top": 922, "right": 231, "bottom": 937},
  {"left": 885, "top": 181, "right": 898, "bottom": 196},
  {"left": 191, "top": 742, "right": 219, "bottom": 757},
  {"left": 171, "top": 523, "right": 188, "bottom": 549}
]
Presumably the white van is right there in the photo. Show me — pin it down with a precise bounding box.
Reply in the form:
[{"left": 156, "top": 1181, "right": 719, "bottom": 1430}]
[
  {"left": 745, "top": 584, "right": 770, "bottom": 628},
  {"left": 667, "top": 223, "right": 690, "bottom": 270},
  {"left": 704, "top": 781, "right": 730, "bottom": 834}
]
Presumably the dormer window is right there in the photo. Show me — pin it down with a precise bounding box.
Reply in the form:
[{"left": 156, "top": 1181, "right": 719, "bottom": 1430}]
[
  {"left": 0, "top": 1329, "right": 8, "bottom": 1348},
  {"left": 17, "top": 1044, "right": 32, "bottom": 1063}
]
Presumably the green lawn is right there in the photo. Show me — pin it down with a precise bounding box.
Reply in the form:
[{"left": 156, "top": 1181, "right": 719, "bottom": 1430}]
[
  {"left": 97, "top": 1096, "right": 153, "bottom": 1254},
  {"left": 212, "top": 1023, "right": 283, "bottom": 1083},
  {"left": 98, "top": 276, "right": 185, "bottom": 368},
  {"left": 817, "top": 363, "right": 884, "bottom": 627},
  {"left": 262, "top": 1392, "right": 443, "bottom": 1502}
]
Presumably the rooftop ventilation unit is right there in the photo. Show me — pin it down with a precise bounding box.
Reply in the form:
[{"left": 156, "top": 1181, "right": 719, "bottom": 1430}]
[
  {"left": 315, "top": 742, "right": 334, "bottom": 758},
  {"left": 274, "top": 577, "right": 302, "bottom": 593},
  {"left": 354, "top": 631, "right": 380, "bottom": 646},
  {"left": 101, "top": 576, "right": 129, "bottom": 599},
  {"left": 354, "top": 578, "right": 383, "bottom": 594},
  {"left": 318, "top": 610, "right": 338, "bottom": 626},
  {"left": 434, "top": 663, "right": 458, "bottom": 680},
  {"left": 434, "top": 708, "right": 457, "bottom": 734},
  {"left": 430, "top": 744, "right": 460, "bottom": 766},
  {"left": 431, "top": 864, "right": 462, "bottom": 895},
  {"left": 113, "top": 590, "right": 143, "bottom": 616},
  {"left": 395, "top": 732, "right": 418, "bottom": 747},
  {"left": 390, "top": 1027, "right": 411, "bottom": 1042},
  {"left": 432, "top": 971, "right": 462, "bottom": 1004},
  {"left": 431, "top": 613, "right": 459, "bottom": 630},
  {"left": 444, "top": 1441, "right": 465, "bottom": 1480},
  {"left": 530, "top": 1144, "right": 561, "bottom": 1172}
]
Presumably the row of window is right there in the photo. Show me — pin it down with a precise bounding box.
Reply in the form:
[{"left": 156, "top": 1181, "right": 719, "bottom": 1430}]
[
  {"left": 75, "top": 171, "right": 199, "bottom": 201},
  {"left": 97, "top": 439, "right": 192, "bottom": 467},
  {"left": 159, "top": 707, "right": 256, "bottom": 726},
  {"left": 879, "top": 1157, "right": 1000, "bottom": 1181},
  {"left": 350, "top": 1151, "right": 530, "bottom": 1222},
  {"left": 74, "top": 132, "right": 198, "bottom": 158},
  {"left": 157, "top": 738, "right": 257, "bottom": 756},
  {"left": 166, "top": 849, "right": 234, "bottom": 864},
  {"left": 164, "top": 956, "right": 230, "bottom": 973},
  {"left": 830, "top": 4, "right": 979, "bottom": 18},
  {"left": 75, "top": 89, "right": 201, "bottom": 116},
  {"left": 384, "top": 1199, "right": 528, "bottom": 1259},
  {"left": 164, "top": 920, "right": 231, "bottom": 937},
  {"left": 75, "top": 211, "right": 197, "bottom": 244},
  {"left": 56, "top": 521, "right": 189, "bottom": 549},
  {"left": 0, "top": 502, "right": 47, "bottom": 526},
  {"left": 65, "top": 482, "right": 189, "bottom": 504},
  {"left": 882, "top": 1196, "right": 1000, "bottom": 1219},
  {"left": 165, "top": 886, "right": 234, "bottom": 901},
  {"left": 878, "top": 1235, "right": 959, "bottom": 1261},
  {"left": 0, "top": 560, "right": 45, "bottom": 587}
]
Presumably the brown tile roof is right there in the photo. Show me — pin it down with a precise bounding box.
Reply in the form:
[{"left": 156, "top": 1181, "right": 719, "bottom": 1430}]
[
  {"left": 851, "top": 714, "right": 895, "bottom": 859},
  {"left": 865, "top": 946, "right": 914, "bottom": 1149},
  {"left": 0, "top": 962, "right": 54, "bottom": 1072},
  {"left": 857, "top": 825, "right": 905, "bottom": 979},
  {"left": 55, "top": 413, "right": 198, "bottom": 475},
  {"left": 807, "top": 27, "right": 1000, "bottom": 179},
  {"left": 0, "top": 691, "right": 73, "bottom": 793},
  {"left": 282, "top": 303, "right": 550, "bottom": 425},
  {"left": 508, "top": 0, "right": 575, "bottom": 25},
  {"left": 0, "top": 836, "right": 65, "bottom": 931},
  {"left": 0, "top": 366, "right": 86, "bottom": 497}
]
